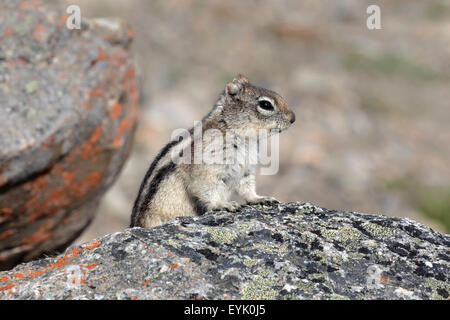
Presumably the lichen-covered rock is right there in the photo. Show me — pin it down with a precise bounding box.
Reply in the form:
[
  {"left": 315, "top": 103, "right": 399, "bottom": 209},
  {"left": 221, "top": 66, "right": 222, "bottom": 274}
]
[
  {"left": 0, "top": 202, "right": 448, "bottom": 300},
  {"left": 0, "top": 1, "right": 138, "bottom": 270}
]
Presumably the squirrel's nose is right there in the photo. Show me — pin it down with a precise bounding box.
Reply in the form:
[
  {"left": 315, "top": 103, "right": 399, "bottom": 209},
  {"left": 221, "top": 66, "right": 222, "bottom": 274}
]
[{"left": 289, "top": 112, "right": 296, "bottom": 124}]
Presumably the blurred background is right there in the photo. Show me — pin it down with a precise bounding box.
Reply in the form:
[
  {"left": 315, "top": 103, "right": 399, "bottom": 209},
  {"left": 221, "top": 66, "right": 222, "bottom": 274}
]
[{"left": 57, "top": 0, "right": 450, "bottom": 243}]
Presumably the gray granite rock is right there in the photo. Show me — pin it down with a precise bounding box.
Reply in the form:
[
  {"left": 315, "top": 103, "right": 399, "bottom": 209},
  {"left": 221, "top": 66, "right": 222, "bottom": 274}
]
[
  {"left": 0, "top": 0, "right": 138, "bottom": 270},
  {"left": 0, "top": 202, "right": 448, "bottom": 300}
]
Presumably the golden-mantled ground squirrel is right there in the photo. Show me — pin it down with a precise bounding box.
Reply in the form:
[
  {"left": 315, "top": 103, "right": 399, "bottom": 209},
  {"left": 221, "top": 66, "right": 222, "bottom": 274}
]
[{"left": 131, "top": 75, "right": 295, "bottom": 228}]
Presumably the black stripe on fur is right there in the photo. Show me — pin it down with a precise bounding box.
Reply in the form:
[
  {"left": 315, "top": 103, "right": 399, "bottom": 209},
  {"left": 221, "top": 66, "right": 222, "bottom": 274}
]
[{"left": 130, "top": 139, "right": 179, "bottom": 227}]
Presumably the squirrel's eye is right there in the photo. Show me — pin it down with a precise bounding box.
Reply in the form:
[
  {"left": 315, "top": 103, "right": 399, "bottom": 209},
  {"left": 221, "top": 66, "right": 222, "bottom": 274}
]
[{"left": 258, "top": 100, "right": 274, "bottom": 111}]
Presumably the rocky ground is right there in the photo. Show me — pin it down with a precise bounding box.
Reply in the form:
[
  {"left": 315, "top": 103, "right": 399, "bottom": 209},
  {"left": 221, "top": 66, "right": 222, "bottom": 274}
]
[
  {"left": 55, "top": 0, "right": 450, "bottom": 245},
  {"left": 0, "top": 202, "right": 448, "bottom": 300}
]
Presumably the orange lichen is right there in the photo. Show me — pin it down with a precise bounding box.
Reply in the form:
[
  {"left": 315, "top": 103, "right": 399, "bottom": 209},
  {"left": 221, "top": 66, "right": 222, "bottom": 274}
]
[
  {"left": 127, "top": 28, "right": 135, "bottom": 39},
  {"left": 169, "top": 264, "right": 179, "bottom": 270},
  {"left": 124, "top": 68, "right": 135, "bottom": 79},
  {"left": 0, "top": 230, "right": 14, "bottom": 240},
  {"left": 24, "top": 166, "right": 102, "bottom": 222},
  {"left": 33, "top": 24, "right": 44, "bottom": 41},
  {"left": 32, "top": 175, "right": 49, "bottom": 190},
  {"left": 23, "top": 175, "right": 49, "bottom": 212},
  {"left": 2, "top": 243, "right": 100, "bottom": 284},
  {"left": 94, "top": 51, "right": 108, "bottom": 63},
  {"left": 84, "top": 264, "right": 98, "bottom": 270},
  {"left": 21, "top": 220, "right": 53, "bottom": 245},
  {"left": 72, "top": 248, "right": 82, "bottom": 258},
  {"left": 35, "top": 24, "right": 44, "bottom": 33},
  {"left": 16, "top": 57, "right": 27, "bottom": 65},
  {"left": 29, "top": 270, "right": 44, "bottom": 279},
  {"left": 81, "top": 126, "right": 102, "bottom": 160},
  {"left": 20, "top": 1, "right": 28, "bottom": 9},
  {"left": 113, "top": 119, "right": 131, "bottom": 148},
  {"left": 62, "top": 172, "right": 75, "bottom": 185},
  {"left": 168, "top": 253, "right": 172, "bottom": 257},
  {"left": 148, "top": 248, "right": 153, "bottom": 252},
  {"left": 72, "top": 277, "right": 86, "bottom": 285},
  {"left": 40, "top": 189, "right": 68, "bottom": 215},
  {"left": 143, "top": 280, "right": 150, "bottom": 286},
  {"left": 81, "top": 103, "right": 93, "bottom": 110},
  {"left": 83, "top": 239, "right": 101, "bottom": 250},
  {"left": 111, "top": 103, "right": 122, "bottom": 120},
  {"left": 41, "top": 135, "right": 54, "bottom": 149},
  {"left": 49, "top": 256, "right": 71, "bottom": 269},
  {"left": 0, "top": 284, "right": 15, "bottom": 291},
  {"left": 72, "top": 173, "right": 101, "bottom": 198},
  {"left": 0, "top": 208, "right": 13, "bottom": 218},
  {"left": 89, "top": 51, "right": 109, "bottom": 68},
  {"left": 14, "top": 273, "right": 24, "bottom": 280},
  {"left": 2, "top": 28, "right": 13, "bottom": 38},
  {"left": 88, "top": 88, "right": 104, "bottom": 99},
  {"left": 131, "top": 297, "right": 138, "bottom": 300}
]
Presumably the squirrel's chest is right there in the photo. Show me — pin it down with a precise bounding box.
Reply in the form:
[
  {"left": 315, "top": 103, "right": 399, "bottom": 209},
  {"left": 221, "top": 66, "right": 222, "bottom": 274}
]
[
  {"left": 203, "top": 132, "right": 258, "bottom": 185},
  {"left": 222, "top": 144, "right": 257, "bottom": 183}
]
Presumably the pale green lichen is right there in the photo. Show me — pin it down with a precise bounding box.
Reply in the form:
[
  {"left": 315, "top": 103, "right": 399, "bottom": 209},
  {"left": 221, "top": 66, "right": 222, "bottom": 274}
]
[
  {"left": 316, "top": 220, "right": 335, "bottom": 228},
  {"left": 362, "top": 223, "right": 397, "bottom": 240},
  {"left": 161, "top": 239, "right": 180, "bottom": 248},
  {"left": 14, "top": 14, "right": 34, "bottom": 35},
  {"left": 299, "top": 232, "right": 316, "bottom": 244},
  {"left": 252, "top": 241, "right": 288, "bottom": 257},
  {"left": 236, "top": 223, "right": 254, "bottom": 233},
  {"left": 311, "top": 250, "right": 327, "bottom": 263},
  {"left": 331, "top": 255, "right": 345, "bottom": 265},
  {"left": 424, "top": 277, "right": 450, "bottom": 300},
  {"left": 310, "top": 273, "right": 326, "bottom": 281},
  {"left": 296, "top": 207, "right": 312, "bottom": 214},
  {"left": 295, "top": 279, "right": 316, "bottom": 294},
  {"left": 174, "top": 233, "right": 189, "bottom": 241},
  {"left": 281, "top": 293, "right": 296, "bottom": 300},
  {"left": 411, "top": 237, "right": 424, "bottom": 245},
  {"left": 207, "top": 228, "right": 237, "bottom": 245},
  {"left": 347, "top": 252, "right": 364, "bottom": 260},
  {"left": 294, "top": 213, "right": 304, "bottom": 219},
  {"left": 25, "top": 80, "right": 39, "bottom": 94},
  {"left": 241, "top": 269, "right": 278, "bottom": 300},
  {"left": 321, "top": 225, "right": 365, "bottom": 242},
  {"left": 327, "top": 293, "right": 350, "bottom": 300},
  {"left": 243, "top": 258, "right": 259, "bottom": 267}
]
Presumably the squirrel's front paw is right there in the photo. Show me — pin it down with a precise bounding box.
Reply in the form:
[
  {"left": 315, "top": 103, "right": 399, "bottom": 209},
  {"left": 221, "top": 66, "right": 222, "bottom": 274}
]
[
  {"left": 246, "top": 196, "right": 280, "bottom": 206},
  {"left": 211, "top": 201, "right": 240, "bottom": 212}
]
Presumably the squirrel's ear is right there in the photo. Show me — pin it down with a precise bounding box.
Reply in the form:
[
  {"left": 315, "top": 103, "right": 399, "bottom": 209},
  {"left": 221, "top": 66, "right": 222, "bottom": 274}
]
[
  {"left": 234, "top": 74, "right": 249, "bottom": 84},
  {"left": 226, "top": 74, "right": 249, "bottom": 96}
]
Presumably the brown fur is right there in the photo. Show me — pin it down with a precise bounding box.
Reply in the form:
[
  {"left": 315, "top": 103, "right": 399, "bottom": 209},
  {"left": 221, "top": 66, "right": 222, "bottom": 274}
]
[{"left": 131, "top": 75, "right": 295, "bottom": 228}]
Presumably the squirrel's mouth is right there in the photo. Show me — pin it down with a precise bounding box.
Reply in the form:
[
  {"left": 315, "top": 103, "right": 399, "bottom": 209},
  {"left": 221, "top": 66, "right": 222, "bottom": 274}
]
[{"left": 274, "top": 123, "right": 292, "bottom": 134}]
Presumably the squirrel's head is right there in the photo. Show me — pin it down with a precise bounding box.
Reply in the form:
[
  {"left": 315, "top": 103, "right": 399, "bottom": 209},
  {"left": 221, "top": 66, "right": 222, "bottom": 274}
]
[{"left": 214, "top": 74, "right": 295, "bottom": 135}]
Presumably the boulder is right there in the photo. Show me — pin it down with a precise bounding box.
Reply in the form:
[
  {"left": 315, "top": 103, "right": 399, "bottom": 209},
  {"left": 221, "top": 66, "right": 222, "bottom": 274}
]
[
  {"left": 0, "top": 1, "right": 138, "bottom": 270},
  {"left": 0, "top": 202, "right": 448, "bottom": 300}
]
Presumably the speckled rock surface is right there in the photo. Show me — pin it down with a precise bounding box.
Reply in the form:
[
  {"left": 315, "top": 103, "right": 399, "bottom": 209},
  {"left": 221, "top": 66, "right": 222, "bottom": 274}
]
[
  {"left": 0, "top": 1, "right": 138, "bottom": 270},
  {"left": 0, "top": 202, "right": 448, "bottom": 300}
]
